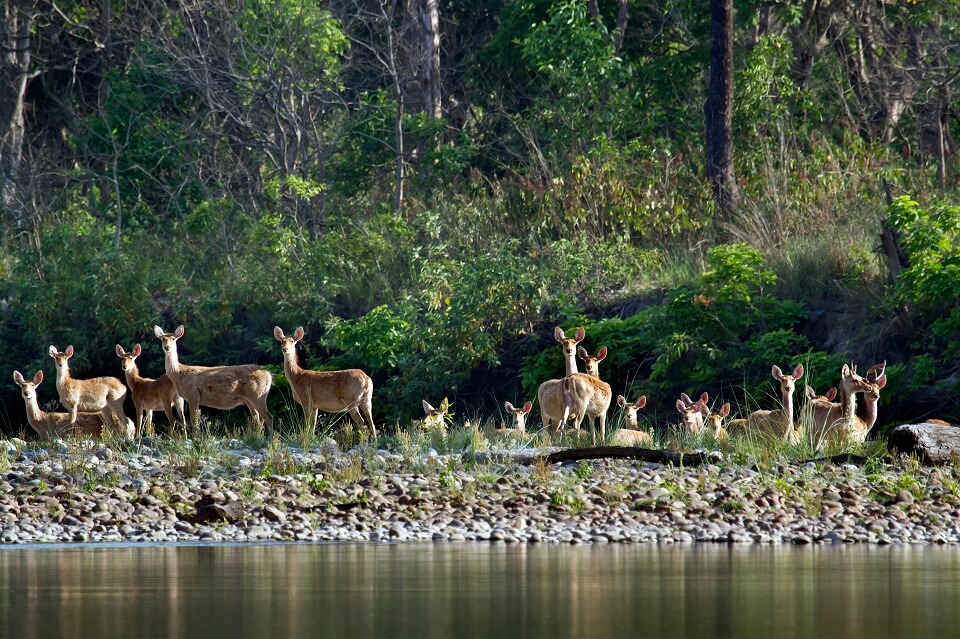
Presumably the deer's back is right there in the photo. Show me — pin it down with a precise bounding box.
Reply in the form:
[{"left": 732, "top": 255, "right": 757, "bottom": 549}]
[
  {"left": 39, "top": 411, "right": 103, "bottom": 439},
  {"left": 175, "top": 364, "right": 272, "bottom": 407},
  {"left": 564, "top": 373, "right": 611, "bottom": 416},
  {"left": 62, "top": 376, "right": 126, "bottom": 408},
  {"left": 292, "top": 368, "right": 370, "bottom": 410}
]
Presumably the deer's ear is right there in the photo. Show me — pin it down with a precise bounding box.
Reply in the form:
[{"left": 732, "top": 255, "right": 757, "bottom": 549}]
[
  {"left": 12, "top": 371, "right": 23, "bottom": 384},
  {"left": 636, "top": 396, "right": 647, "bottom": 409},
  {"left": 154, "top": 325, "right": 165, "bottom": 338},
  {"left": 293, "top": 326, "right": 305, "bottom": 341},
  {"left": 422, "top": 399, "right": 436, "bottom": 415},
  {"left": 273, "top": 326, "right": 285, "bottom": 341},
  {"left": 49, "top": 345, "right": 58, "bottom": 357},
  {"left": 697, "top": 401, "right": 709, "bottom": 417},
  {"left": 680, "top": 392, "right": 693, "bottom": 405},
  {"left": 699, "top": 391, "right": 709, "bottom": 404},
  {"left": 596, "top": 346, "right": 607, "bottom": 361},
  {"left": 826, "top": 387, "right": 837, "bottom": 400},
  {"left": 721, "top": 403, "right": 730, "bottom": 417},
  {"left": 115, "top": 344, "right": 125, "bottom": 357},
  {"left": 577, "top": 346, "right": 588, "bottom": 359},
  {"left": 841, "top": 364, "right": 851, "bottom": 377},
  {"left": 522, "top": 401, "right": 533, "bottom": 414},
  {"left": 676, "top": 399, "right": 685, "bottom": 413},
  {"left": 617, "top": 395, "right": 626, "bottom": 408},
  {"left": 554, "top": 326, "right": 565, "bottom": 342},
  {"left": 65, "top": 345, "right": 74, "bottom": 357},
  {"left": 174, "top": 325, "right": 185, "bottom": 339},
  {"left": 793, "top": 364, "right": 804, "bottom": 380},
  {"left": 771, "top": 365, "right": 784, "bottom": 380},
  {"left": 805, "top": 386, "right": 815, "bottom": 399},
  {"left": 574, "top": 327, "right": 585, "bottom": 342},
  {"left": 133, "top": 343, "right": 141, "bottom": 357},
  {"left": 876, "top": 375, "right": 887, "bottom": 389},
  {"left": 504, "top": 401, "right": 515, "bottom": 414},
  {"left": 34, "top": 371, "right": 43, "bottom": 385}
]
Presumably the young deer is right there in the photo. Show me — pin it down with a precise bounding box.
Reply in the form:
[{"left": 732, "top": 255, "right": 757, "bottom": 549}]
[
  {"left": 808, "top": 364, "right": 876, "bottom": 448},
  {"left": 800, "top": 385, "right": 837, "bottom": 429},
  {"left": 676, "top": 397, "right": 708, "bottom": 435},
  {"left": 857, "top": 361, "right": 887, "bottom": 434},
  {"left": 116, "top": 343, "right": 186, "bottom": 436},
  {"left": 274, "top": 326, "right": 376, "bottom": 436},
  {"left": 153, "top": 325, "right": 273, "bottom": 431},
  {"left": 705, "top": 403, "right": 731, "bottom": 442},
  {"left": 502, "top": 401, "right": 533, "bottom": 434},
  {"left": 746, "top": 364, "right": 804, "bottom": 442},
  {"left": 49, "top": 345, "right": 133, "bottom": 438},
  {"left": 537, "top": 326, "right": 585, "bottom": 432},
  {"left": 422, "top": 400, "right": 449, "bottom": 431},
  {"left": 614, "top": 395, "right": 653, "bottom": 447},
  {"left": 13, "top": 371, "right": 104, "bottom": 439}
]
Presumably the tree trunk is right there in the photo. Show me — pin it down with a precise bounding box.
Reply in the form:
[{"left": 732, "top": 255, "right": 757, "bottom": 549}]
[
  {"left": 889, "top": 423, "right": 960, "bottom": 466},
  {"left": 421, "top": 0, "right": 440, "bottom": 120},
  {"left": 545, "top": 446, "right": 709, "bottom": 467},
  {"left": 0, "top": 0, "right": 35, "bottom": 228},
  {"left": 705, "top": 0, "right": 738, "bottom": 227},
  {"left": 614, "top": 0, "right": 629, "bottom": 55}
]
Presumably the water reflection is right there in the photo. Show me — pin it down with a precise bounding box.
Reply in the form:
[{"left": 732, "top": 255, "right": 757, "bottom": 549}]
[{"left": 0, "top": 544, "right": 958, "bottom": 639}]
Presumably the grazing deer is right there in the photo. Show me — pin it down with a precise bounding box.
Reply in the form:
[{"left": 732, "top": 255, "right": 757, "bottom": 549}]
[
  {"left": 538, "top": 326, "right": 586, "bottom": 432},
  {"left": 705, "top": 402, "right": 731, "bottom": 442},
  {"left": 116, "top": 344, "right": 186, "bottom": 436},
  {"left": 501, "top": 401, "right": 533, "bottom": 435},
  {"left": 746, "top": 364, "right": 804, "bottom": 442},
  {"left": 614, "top": 395, "right": 653, "bottom": 447},
  {"left": 48, "top": 345, "right": 133, "bottom": 438},
  {"left": 676, "top": 396, "right": 708, "bottom": 435},
  {"left": 153, "top": 325, "right": 273, "bottom": 430},
  {"left": 274, "top": 326, "right": 376, "bottom": 436},
  {"left": 679, "top": 392, "right": 709, "bottom": 433},
  {"left": 808, "top": 364, "right": 876, "bottom": 447},
  {"left": 13, "top": 371, "right": 104, "bottom": 439},
  {"left": 422, "top": 399, "right": 449, "bottom": 431}
]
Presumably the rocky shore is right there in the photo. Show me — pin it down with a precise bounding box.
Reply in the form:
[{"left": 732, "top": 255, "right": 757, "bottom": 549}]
[{"left": 2, "top": 436, "right": 959, "bottom": 546}]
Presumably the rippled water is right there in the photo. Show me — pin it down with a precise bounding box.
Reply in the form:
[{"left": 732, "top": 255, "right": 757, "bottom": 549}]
[{"left": 1, "top": 543, "right": 959, "bottom": 638}]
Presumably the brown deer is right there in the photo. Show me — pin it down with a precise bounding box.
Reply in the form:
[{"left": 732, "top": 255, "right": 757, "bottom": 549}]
[
  {"left": 705, "top": 402, "right": 731, "bottom": 442},
  {"left": 421, "top": 399, "right": 449, "bottom": 431},
  {"left": 274, "top": 326, "right": 376, "bottom": 436},
  {"left": 501, "top": 401, "right": 533, "bottom": 435},
  {"left": 561, "top": 371, "right": 613, "bottom": 441},
  {"left": 857, "top": 361, "right": 887, "bottom": 434},
  {"left": 48, "top": 345, "right": 133, "bottom": 438},
  {"left": 13, "top": 371, "right": 104, "bottom": 439},
  {"left": 746, "top": 364, "right": 804, "bottom": 442},
  {"left": 538, "top": 326, "right": 585, "bottom": 432},
  {"left": 116, "top": 343, "right": 186, "bottom": 436},
  {"left": 614, "top": 395, "right": 653, "bottom": 447},
  {"left": 800, "top": 385, "right": 837, "bottom": 431},
  {"left": 808, "top": 364, "right": 876, "bottom": 448},
  {"left": 153, "top": 325, "right": 273, "bottom": 430},
  {"left": 676, "top": 396, "right": 708, "bottom": 435},
  {"left": 578, "top": 346, "right": 607, "bottom": 378}
]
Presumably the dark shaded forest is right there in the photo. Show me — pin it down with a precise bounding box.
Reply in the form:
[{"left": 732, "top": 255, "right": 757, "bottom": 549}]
[{"left": 0, "top": 0, "right": 958, "bottom": 433}]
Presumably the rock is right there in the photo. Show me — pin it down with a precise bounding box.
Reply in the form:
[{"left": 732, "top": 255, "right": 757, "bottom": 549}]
[
  {"left": 180, "top": 496, "right": 243, "bottom": 524},
  {"left": 894, "top": 490, "right": 915, "bottom": 505},
  {"left": 262, "top": 505, "right": 286, "bottom": 523}
]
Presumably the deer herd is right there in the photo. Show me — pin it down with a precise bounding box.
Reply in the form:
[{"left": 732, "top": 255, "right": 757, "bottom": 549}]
[{"left": 11, "top": 323, "right": 893, "bottom": 451}]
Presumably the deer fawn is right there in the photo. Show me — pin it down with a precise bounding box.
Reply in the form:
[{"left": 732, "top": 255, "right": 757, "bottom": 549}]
[
  {"left": 14, "top": 371, "right": 104, "bottom": 439},
  {"left": 49, "top": 345, "right": 133, "bottom": 438},
  {"left": 116, "top": 343, "right": 186, "bottom": 436},
  {"left": 745, "top": 364, "right": 804, "bottom": 442},
  {"left": 274, "top": 326, "right": 376, "bottom": 436},
  {"left": 808, "top": 364, "right": 876, "bottom": 448},
  {"left": 538, "top": 326, "right": 585, "bottom": 432},
  {"left": 502, "top": 401, "right": 533, "bottom": 434},
  {"left": 705, "top": 402, "right": 731, "bottom": 442},
  {"left": 153, "top": 325, "right": 273, "bottom": 431},
  {"left": 614, "top": 395, "right": 653, "bottom": 447}
]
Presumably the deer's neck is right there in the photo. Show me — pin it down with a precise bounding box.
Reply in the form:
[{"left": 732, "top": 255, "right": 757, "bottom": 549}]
[
  {"left": 283, "top": 351, "right": 302, "bottom": 378},
  {"left": 781, "top": 387, "right": 794, "bottom": 429},
  {"left": 839, "top": 385, "right": 858, "bottom": 424},
  {"left": 164, "top": 347, "right": 182, "bottom": 380},
  {"left": 564, "top": 352, "right": 577, "bottom": 376},
  {"left": 55, "top": 365, "right": 70, "bottom": 392},
  {"left": 861, "top": 396, "right": 879, "bottom": 430},
  {"left": 22, "top": 395, "right": 44, "bottom": 428},
  {"left": 124, "top": 365, "right": 144, "bottom": 387}
]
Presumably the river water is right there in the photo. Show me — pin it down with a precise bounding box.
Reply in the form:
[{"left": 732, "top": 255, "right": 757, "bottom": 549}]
[{"left": 1, "top": 543, "right": 958, "bottom": 638}]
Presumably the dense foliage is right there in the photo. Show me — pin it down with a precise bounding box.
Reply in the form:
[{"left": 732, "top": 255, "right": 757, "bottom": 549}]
[{"left": 0, "top": 0, "right": 958, "bottom": 431}]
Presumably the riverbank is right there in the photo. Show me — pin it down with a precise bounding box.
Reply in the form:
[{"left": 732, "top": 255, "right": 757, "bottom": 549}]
[{"left": 1, "top": 436, "right": 958, "bottom": 545}]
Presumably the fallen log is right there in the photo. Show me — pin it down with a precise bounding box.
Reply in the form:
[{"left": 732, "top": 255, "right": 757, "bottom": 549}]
[
  {"left": 544, "top": 446, "right": 708, "bottom": 466},
  {"left": 888, "top": 423, "right": 960, "bottom": 465}
]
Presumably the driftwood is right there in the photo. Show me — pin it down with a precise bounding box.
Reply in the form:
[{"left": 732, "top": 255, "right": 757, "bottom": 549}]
[
  {"left": 797, "top": 453, "right": 889, "bottom": 466},
  {"left": 544, "top": 446, "right": 708, "bottom": 466},
  {"left": 888, "top": 423, "right": 960, "bottom": 465},
  {"left": 179, "top": 496, "right": 243, "bottom": 524}
]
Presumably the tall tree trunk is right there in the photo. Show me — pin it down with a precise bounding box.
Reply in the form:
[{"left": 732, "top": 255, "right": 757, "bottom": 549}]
[
  {"left": 421, "top": 0, "right": 440, "bottom": 120},
  {"left": 614, "top": 0, "right": 629, "bottom": 55},
  {"left": 0, "top": 0, "right": 35, "bottom": 230},
  {"left": 705, "top": 0, "right": 738, "bottom": 228}
]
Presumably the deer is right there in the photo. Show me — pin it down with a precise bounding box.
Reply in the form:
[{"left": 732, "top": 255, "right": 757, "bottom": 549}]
[
  {"left": 501, "top": 401, "right": 533, "bottom": 435},
  {"left": 678, "top": 392, "right": 709, "bottom": 433},
  {"left": 274, "top": 326, "right": 376, "bottom": 436},
  {"left": 561, "top": 372, "right": 613, "bottom": 441},
  {"left": 613, "top": 395, "right": 653, "bottom": 447},
  {"left": 116, "top": 343, "right": 186, "bottom": 436},
  {"left": 537, "top": 326, "right": 586, "bottom": 433},
  {"left": 705, "top": 402, "right": 731, "bottom": 442},
  {"left": 744, "top": 364, "right": 804, "bottom": 442},
  {"left": 13, "top": 371, "right": 104, "bottom": 439},
  {"left": 421, "top": 399, "right": 449, "bottom": 431},
  {"left": 48, "top": 345, "right": 134, "bottom": 438},
  {"left": 800, "top": 385, "right": 837, "bottom": 431},
  {"left": 676, "top": 396, "right": 708, "bottom": 435},
  {"left": 578, "top": 346, "right": 607, "bottom": 378},
  {"left": 153, "top": 325, "right": 273, "bottom": 431},
  {"left": 857, "top": 361, "right": 888, "bottom": 434},
  {"left": 808, "top": 364, "right": 876, "bottom": 448}
]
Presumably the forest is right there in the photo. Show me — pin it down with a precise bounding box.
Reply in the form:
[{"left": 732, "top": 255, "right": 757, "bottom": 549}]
[{"left": 0, "top": 0, "right": 958, "bottom": 435}]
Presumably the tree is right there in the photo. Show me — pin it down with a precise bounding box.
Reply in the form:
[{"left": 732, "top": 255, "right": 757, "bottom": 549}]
[{"left": 705, "top": 0, "right": 738, "bottom": 227}]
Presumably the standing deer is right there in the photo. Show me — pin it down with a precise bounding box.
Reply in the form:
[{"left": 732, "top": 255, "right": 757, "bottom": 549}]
[
  {"left": 578, "top": 346, "right": 607, "bottom": 378},
  {"left": 808, "top": 364, "right": 876, "bottom": 447},
  {"left": 561, "top": 372, "right": 613, "bottom": 441},
  {"left": 502, "top": 401, "right": 533, "bottom": 434},
  {"left": 13, "top": 371, "right": 104, "bottom": 439},
  {"left": 538, "top": 326, "right": 585, "bottom": 432},
  {"left": 614, "top": 395, "right": 653, "bottom": 447},
  {"left": 48, "top": 345, "right": 133, "bottom": 438},
  {"left": 116, "top": 343, "right": 186, "bottom": 436},
  {"left": 153, "top": 325, "right": 273, "bottom": 431},
  {"left": 746, "top": 364, "right": 804, "bottom": 442},
  {"left": 857, "top": 361, "right": 888, "bottom": 434},
  {"left": 274, "top": 326, "right": 376, "bottom": 436}
]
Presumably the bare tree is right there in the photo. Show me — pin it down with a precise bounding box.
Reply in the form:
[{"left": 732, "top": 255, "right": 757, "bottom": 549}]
[
  {"left": 705, "top": 0, "right": 739, "bottom": 225},
  {"left": 0, "top": 0, "right": 37, "bottom": 229}
]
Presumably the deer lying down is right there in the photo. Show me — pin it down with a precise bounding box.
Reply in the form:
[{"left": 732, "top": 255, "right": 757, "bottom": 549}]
[
  {"left": 499, "top": 401, "right": 533, "bottom": 436},
  {"left": 613, "top": 395, "right": 653, "bottom": 447},
  {"left": 14, "top": 371, "right": 104, "bottom": 439}
]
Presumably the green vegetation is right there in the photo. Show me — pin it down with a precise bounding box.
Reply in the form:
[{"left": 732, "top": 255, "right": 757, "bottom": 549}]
[{"left": 0, "top": 0, "right": 958, "bottom": 436}]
